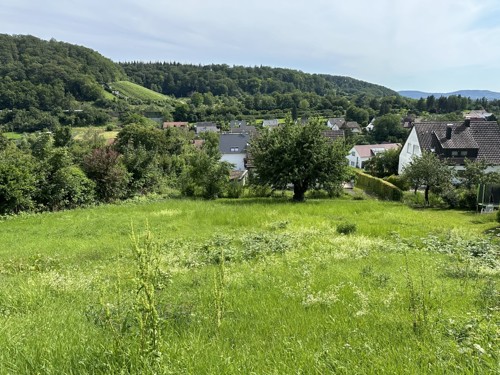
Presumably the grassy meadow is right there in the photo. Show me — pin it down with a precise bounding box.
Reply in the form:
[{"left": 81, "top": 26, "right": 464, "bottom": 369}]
[
  {"left": 0, "top": 196, "right": 498, "bottom": 374},
  {"left": 110, "top": 81, "right": 173, "bottom": 102}
]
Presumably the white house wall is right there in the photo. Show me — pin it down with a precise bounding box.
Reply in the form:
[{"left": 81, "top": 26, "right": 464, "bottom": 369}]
[
  {"left": 398, "top": 128, "right": 422, "bottom": 174},
  {"left": 346, "top": 148, "right": 362, "bottom": 168},
  {"left": 221, "top": 153, "right": 246, "bottom": 170}
]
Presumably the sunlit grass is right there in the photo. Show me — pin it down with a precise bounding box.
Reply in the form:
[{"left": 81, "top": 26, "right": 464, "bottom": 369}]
[{"left": 0, "top": 197, "right": 498, "bottom": 373}]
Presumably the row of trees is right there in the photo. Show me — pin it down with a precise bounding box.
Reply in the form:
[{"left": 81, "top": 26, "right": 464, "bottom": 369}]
[
  {"left": 0, "top": 123, "right": 233, "bottom": 215},
  {"left": 0, "top": 117, "right": 354, "bottom": 214}
]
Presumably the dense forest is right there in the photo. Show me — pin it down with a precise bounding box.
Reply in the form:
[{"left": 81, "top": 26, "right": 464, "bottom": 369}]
[{"left": 120, "top": 62, "right": 397, "bottom": 97}]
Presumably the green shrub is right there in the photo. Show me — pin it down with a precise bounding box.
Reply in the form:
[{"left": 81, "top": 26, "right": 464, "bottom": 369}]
[
  {"left": 354, "top": 170, "right": 403, "bottom": 201},
  {"left": 337, "top": 222, "right": 357, "bottom": 235},
  {"left": 385, "top": 175, "right": 409, "bottom": 191},
  {"left": 497, "top": 209, "right": 500, "bottom": 223},
  {"left": 225, "top": 181, "right": 243, "bottom": 198}
]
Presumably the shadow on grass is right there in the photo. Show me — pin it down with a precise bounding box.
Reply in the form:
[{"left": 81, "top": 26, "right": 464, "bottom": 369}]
[{"left": 214, "top": 197, "right": 330, "bottom": 206}]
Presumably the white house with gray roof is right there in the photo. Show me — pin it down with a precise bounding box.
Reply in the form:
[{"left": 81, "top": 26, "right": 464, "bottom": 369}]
[
  {"left": 219, "top": 133, "right": 250, "bottom": 171},
  {"left": 398, "top": 121, "right": 500, "bottom": 174}
]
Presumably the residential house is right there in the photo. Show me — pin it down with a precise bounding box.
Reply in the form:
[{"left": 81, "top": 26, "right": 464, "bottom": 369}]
[
  {"left": 219, "top": 133, "right": 250, "bottom": 171},
  {"left": 366, "top": 118, "right": 375, "bottom": 132},
  {"left": 398, "top": 121, "right": 500, "bottom": 174},
  {"left": 262, "top": 119, "right": 280, "bottom": 129},
  {"left": 229, "top": 120, "right": 247, "bottom": 128},
  {"left": 322, "top": 130, "right": 345, "bottom": 142},
  {"left": 195, "top": 122, "right": 219, "bottom": 134},
  {"left": 347, "top": 143, "right": 401, "bottom": 168},
  {"left": 229, "top": 170, "right": 249, "bottom": 185},
  {"left": 163, "top": 121, "right": 189, "bottom": 129},
  {"left": 342, "top": 121, "right": 362, "bottom": 134},
  {"left": 327, "top": 117, "right": 345, "bottom": 130},
  {"left": 226, "top": 125, "right": 257, "bottom": 138},
  {"left": 464, "top": 109, "right": 493, "bottom": 120}
]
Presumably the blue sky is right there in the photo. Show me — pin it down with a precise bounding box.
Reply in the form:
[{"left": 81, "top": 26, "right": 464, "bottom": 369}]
[{"left": 2, "top": 0, "right": 500, "bottom": 92}]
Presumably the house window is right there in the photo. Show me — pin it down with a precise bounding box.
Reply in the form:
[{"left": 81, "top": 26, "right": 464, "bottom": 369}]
[
  {"left": 350, "top": 161, "right": 355, "bottom": 167},
  {"left": 413, "top": 145, "right": 420, "bottom": 154},
  {"left": 451, "top": 151, "right": 459, "bottom": 157},
  {"left": 351, "top": 151, "right": 355, "bottom": 156},
  {"left": 407, "top": 143, "right": 412, "bottom": 153},
  {"left": 460, "top": 150, "right": 467, "bottom": 156},
  {"left": 230, "top": 147, "right": 239, "bottom": 152}
]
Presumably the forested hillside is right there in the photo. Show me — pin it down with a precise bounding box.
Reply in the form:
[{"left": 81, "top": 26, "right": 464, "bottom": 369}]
[
  {"left": 2, "top": 34, "right": 500, "bottom": 130},
  {"left": 120, "top": 62, "right": 396, "bottom": 97},
  {"left": 0, "top": 34, "right": 124, "bottom": 108},
  {"left": 0, "top": 34, "right": 129, "bottom": 131},
  {"left": 120, "top": 62, "right": 404, "bottom": 120}
]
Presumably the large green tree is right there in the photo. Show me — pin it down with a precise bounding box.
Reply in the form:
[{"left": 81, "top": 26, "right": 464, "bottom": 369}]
[
  {"left": 250, "top": 118, "right": 349, "bottom": 201},
  {"left": 401, "top": 152, "right": 453, "bottom": 205},
  {"left": 0, "top": 140, "right": 38, "bottom": 214},
  {"left": 371, "top": 114, "right": 408, "bottom": 143},
  {"left": 363, "top": 147, "right": 401, "bottom": 178}
]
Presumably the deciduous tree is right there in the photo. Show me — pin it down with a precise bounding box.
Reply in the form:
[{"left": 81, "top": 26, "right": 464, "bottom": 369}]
[
  {"left": 401, "top": 152, "right": 453, "bottom": 205},
  {"left": 250, "top": 117, "right": 349, "bottom": 201}
]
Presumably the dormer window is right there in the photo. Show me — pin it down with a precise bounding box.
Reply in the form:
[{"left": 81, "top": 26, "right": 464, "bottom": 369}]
[
  {"left": 230, "top": 147, "right": 239, "bottom": 152},
  {"left": 451, "top": 151, "right": 458, "bottom": 157},
  {"left": 460, "top": 150, "right": 467, "bottom": 157}
]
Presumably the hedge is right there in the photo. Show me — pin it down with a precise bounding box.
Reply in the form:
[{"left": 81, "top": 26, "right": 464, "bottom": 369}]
[{"left": 353, "top": 170, "right": 403, "bottom": 201}]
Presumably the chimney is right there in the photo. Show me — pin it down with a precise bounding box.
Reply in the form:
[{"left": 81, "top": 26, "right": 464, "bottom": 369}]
[
  {"left": 446, "top": 124, "right": 453, "bottom": 139},
  {"left": 464, "top": 119, "right": 471, "bottom": 127}
]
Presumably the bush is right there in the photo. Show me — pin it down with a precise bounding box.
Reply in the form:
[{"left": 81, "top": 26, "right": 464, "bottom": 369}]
[
  {"left": 497, "top": 209, "right": 500, "bottom": 223},
  {"left": 225, "top": 181, "right": 243, "bottom": 198},
  {"left": 385, "top": 175, "right": 409, "bottom": 191},
  {"left": 354, "top": 170, "right": 403, "bottom": 201},
  {"left": 337, "top": 222, "right": 357, "bottom": 235}
]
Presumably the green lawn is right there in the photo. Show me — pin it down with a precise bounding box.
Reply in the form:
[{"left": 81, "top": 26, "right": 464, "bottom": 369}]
[
  {"left": 110, "top": 81, "right": 172, "bottom": 102},
  {"left": 3, "top": 131, "right": 23, "bottom": 140},
  {"left": 0, "top": 197, "right": 498, "bottom": 374}
]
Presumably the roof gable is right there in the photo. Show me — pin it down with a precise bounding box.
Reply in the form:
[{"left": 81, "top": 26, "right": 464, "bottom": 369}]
[
  {"left": 353, "top": 143, "right": 401, "bottom": 158},
  {"left": 413, "top": 121, "right": 500, "bottom": 164},
  {"left": 219, "top": 133, "right": 250, "bottom": 154}
]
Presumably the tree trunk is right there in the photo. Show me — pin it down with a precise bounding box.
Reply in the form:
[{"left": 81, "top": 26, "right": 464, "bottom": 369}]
[
  {"left": 424, "top": 185, "right": 430, "bottom": 206},
  {"left": 293, "top": 182, "right": 307, "bottom": 202}
]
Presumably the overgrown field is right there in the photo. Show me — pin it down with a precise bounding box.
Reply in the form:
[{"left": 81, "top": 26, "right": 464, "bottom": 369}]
[{"left": 0, "top": 197, "right": 498, "bottom": 374}]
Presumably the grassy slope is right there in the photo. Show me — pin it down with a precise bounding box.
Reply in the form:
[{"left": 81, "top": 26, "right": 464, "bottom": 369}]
[
  {"left": 0, "top": 198, "right": 498, "bottom": 374},
  {"left": 110, "top": 81, "right": 172, "bottom": 102}
]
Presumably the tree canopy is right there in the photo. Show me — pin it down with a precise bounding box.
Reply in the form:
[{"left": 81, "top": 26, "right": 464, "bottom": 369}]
[
  {"left": 250, "top": 118, "right": 349, "bottom": 201},
  {"left": 401, "top": 152, "right": 453, "bottom": 205}
]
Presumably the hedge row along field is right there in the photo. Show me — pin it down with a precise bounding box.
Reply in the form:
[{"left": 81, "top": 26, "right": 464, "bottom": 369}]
[
  {"left": 354, "top": 169, "right": 404, "bottom": 201},
  {"left": 0, "top": 197, "right": 498, "bottom": 374}
]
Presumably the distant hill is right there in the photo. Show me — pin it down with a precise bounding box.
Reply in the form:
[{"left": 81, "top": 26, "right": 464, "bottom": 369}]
[
  {"left": 120, "top": 62, "right": 398, "bottom": 98},
  {"left": 399, "top": 90, "right": 500, "bottom": 100},
  {"left": 0, "top": 34, "right": 126, "bottom": 111}
]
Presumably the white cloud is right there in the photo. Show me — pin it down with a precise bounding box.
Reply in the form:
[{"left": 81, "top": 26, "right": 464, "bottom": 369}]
[{"left": 2, "top": 0, "right": 500, "bottom": 91}]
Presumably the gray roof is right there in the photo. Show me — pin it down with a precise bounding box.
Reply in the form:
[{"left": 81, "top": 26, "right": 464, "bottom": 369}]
[
  {"left": 219, "top": 133, "right": 250, "bottom": 154},
  {"left": 196, "top": 122, "right": 219, "bottom": 133},
  {"left": 322, "top": 130, "right": 345, "bottom": 141},
  {"left": 226, "top": 125, "right": 257, "bottom": 136},
  {"left": 343, "top": 121, "right": 362, "bottom": 130},
  {"left": 262, "top": 119, "right": 279, "bottom": 127},
  {"left": 229, "top": 120, "right": 247, "bottom": 128},
  {"left": 327, "top": 117, "right": 345, "bottom": 126},
  {"left": 413, "top": 121, "right": 500, "bottom": 164}
]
